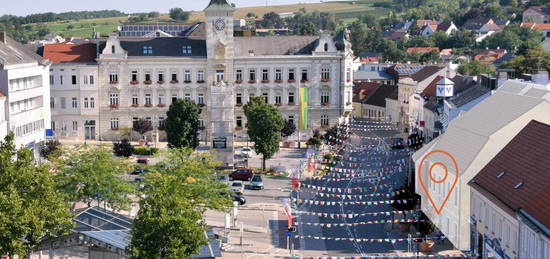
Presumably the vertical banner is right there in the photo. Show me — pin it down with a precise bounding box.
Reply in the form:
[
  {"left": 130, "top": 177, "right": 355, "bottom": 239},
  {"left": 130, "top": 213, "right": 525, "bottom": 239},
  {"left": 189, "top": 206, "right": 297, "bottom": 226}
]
[{"left": 299, "top": 87, "right": 309, "bottom": 130}]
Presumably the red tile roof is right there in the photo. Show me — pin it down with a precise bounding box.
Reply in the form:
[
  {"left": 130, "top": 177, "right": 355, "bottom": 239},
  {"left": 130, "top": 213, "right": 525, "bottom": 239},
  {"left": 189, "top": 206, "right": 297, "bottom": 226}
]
[
  {"left": 406, "top": 47, "right": 439, "bottom": 54},
  {"left": 469, "top": 120, "right": 550, "bottom": 227},
  {"left": 474, "top": 49, "right": 507, "bottom": 64},
  {"left": 353, "top": 82, "right": 382, "bottom": 102},
  {"left": 421, "top": 75, "right": 444, "bottom": 97},
  {"left": 43, "top": 43, "right": 97, "bottom": 64},
  {"left": 416, "top": 19, "right": 438, "bottom": 28}
]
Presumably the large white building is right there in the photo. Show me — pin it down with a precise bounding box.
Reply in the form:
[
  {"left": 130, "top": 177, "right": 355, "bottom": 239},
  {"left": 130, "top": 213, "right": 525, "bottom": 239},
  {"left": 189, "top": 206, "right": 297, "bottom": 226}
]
[
  {"left": 44, "top": 0, "right": 354, "bottom": 150},
  {"left": 0, "top": 32, "right": 51, "bottom": 155},
  {"left": 412, "top": 80, "right": 550, "bottom": 251},
  {"left": 43, "top": 43, "right": 99, "bottom": 140}
]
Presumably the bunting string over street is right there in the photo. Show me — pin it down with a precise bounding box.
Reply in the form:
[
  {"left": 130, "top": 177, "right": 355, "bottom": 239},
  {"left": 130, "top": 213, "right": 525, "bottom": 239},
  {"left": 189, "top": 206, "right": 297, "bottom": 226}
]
[{"left": 297, "top": 209, "right": 421, "bottom": 219}]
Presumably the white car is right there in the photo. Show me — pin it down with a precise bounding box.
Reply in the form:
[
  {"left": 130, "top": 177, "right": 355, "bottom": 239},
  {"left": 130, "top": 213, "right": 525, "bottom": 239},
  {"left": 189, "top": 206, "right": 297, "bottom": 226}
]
[
  {"left": 231, "top": 181, "right": 244, "bottom": 194},
  {"left": 241, "top": 147, "right": 253, "bottom": 158}
]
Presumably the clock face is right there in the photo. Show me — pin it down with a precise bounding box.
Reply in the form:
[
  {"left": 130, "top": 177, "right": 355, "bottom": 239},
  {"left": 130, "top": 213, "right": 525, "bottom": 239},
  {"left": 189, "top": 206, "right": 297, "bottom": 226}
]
[{"left": 214, "top": 19, "right": 226, "bottom": 31}]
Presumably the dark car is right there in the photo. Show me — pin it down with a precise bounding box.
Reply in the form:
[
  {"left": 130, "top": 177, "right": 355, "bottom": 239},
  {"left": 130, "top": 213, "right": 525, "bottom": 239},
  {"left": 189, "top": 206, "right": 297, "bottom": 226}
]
[
  {"left": 229, "top": 168, "right": 255, "bottom": 181},
  {"left": 232, "top": 194, "right": 246, "bottom": 205}
]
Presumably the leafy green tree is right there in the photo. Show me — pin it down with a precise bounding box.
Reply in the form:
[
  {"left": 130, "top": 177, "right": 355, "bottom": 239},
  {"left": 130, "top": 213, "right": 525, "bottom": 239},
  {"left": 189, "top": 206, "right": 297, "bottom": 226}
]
[
  {"left": 262, "top": 12, "right": 283, "bottom": 28},
  {"left": 482, "top": 25, "right": 543, "bottom": 52},
  {"left": 244, "top": 97, "right": 284, "bottom": 170},
  {"left": 165, "top": 99, "right": 200, "bottom": 149},
  {"left": 54, "top": 145, "right": 135, "bottom": 211},
  {"left": 113, "top": 138, "right": 134, "bottom": 157},
  {"left": 420, "top": 50, "right": 440, "bottom": 63},
  {"left": 281, "top": 119, "right": 296, "bottom": 138},
  {"left": 148, "top": 11, "right": 160, "bottom": 19},
  {"left": 128, "top": 148, "right": 232, "bottom": 258},
  {"left": 380, "top": 39, "right": 406, "bottom": 62},
  {"left": 501, "top": 47, "right": 550, "bottom": 75},
  {"left": 169, "top": 8, "right": 190, "bottom": 21},
  {"left": 458, "top": 60, "right": 497, "bottom": 76},
  {"left": 41, "top": 139, "right": 62, "bottom": 158},
  {"left": 0, "top": 133, "right": 74, "bottom": 257},
  {"left": 246, "top": 12, "right": 256, "bottom": 18}
]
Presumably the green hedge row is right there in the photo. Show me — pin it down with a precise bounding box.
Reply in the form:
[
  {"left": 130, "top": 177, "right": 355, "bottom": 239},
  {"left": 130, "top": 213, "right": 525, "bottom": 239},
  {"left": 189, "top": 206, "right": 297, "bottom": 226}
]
[{"left": 133, "top": 147, "right": 159, "bottom": 156}]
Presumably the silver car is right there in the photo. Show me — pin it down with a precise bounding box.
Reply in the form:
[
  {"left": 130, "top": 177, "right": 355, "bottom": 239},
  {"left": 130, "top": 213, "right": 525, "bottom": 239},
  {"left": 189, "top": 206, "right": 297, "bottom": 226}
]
[
  {"left": 250, "top": 175, "right": 264, "bottom": 190},
  {"left": 231, "top": 181, "right": 244, "bottom": 194}
]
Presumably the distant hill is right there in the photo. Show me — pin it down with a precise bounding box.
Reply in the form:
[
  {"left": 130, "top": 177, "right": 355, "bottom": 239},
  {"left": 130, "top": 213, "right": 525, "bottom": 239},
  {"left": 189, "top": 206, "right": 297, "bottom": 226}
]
[{"left": 28, "top": 0, "right": 390, "bottom": 38}]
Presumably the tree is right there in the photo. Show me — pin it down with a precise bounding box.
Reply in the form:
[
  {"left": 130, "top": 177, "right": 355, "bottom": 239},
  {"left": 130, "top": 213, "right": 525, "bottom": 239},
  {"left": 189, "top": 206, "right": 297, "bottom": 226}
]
[
  {"left": 323, "top": 124, "right": 339, "bottom": 145},
  {"left": 128, "top": 148, "right": 232, "bottom": 258},
  {"left": 54, "top": 145, "right": 135, "bottom": 211},
  {"left": 148, "top": 11, "right": 160, "bottom": 19},
  {"left": 482, "top": 25, "right": 543, "bottom": 52},
  {"left": 419, "top": 50, "right": 440, "bottom": 63},
  {"left": 133, "top": 119, "right": 153, "bottom": 140},
  {"left": 501, "top": 47, "right": 550, "bottom": 75},
  {"left": 281, "top": 119, "right": 296, "bottom": 138},
  {"left": 165, "top": 99, "right": 200, "bottom": 149},
  {"left": 41, "top": 139, "right": 62, "bottom": 158},
  {"left": 246, "top": 12, "right": 257, "bottom": 18},
  {"left": 0, "top": 133, "right": 73, "bottom": 257},
  {"left": 458, "top": 60, "right": 497, "bottom": 76},
  {"left": 262, "top": 12, "right": 283, "bottom": 29},
  {"left": 169, "top": 8, "right": 190, "bottom": 21},
  {"left": 244, "top": 97, "right": 284, "bottom": 170},
  {"left": 113, "top": 138, "right": 134, "bottom": 157}
]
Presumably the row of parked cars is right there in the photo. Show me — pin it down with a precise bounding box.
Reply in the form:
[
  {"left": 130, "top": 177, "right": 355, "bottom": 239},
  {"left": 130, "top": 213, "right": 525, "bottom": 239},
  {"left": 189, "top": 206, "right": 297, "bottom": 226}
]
[{"left": 219, "top": 168, "right": 265, "bottom": 205}]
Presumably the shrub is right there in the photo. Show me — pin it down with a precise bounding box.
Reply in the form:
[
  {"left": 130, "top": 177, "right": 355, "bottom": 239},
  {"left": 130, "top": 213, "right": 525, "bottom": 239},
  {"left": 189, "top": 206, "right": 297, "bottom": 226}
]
[
  {"left": 113, "top": 139, "right": 134, "bottom": 157},
  {"left": 324, "top": 153, "right": 334, "bottom": 161},
  {"left": 41, "top": 139, "right": 61, "bottom": 158},
  {"left": 133, "top": 147, "right": 159, "bottom": 156},
  {"left": 307, "top": 137, "right": 322, "bottom": 146}
]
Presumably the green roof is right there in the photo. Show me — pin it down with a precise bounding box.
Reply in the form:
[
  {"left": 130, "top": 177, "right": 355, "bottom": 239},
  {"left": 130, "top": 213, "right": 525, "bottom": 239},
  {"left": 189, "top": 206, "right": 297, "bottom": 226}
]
[{"left": 205, "top": 0, "right": 233, "bottom": 10}]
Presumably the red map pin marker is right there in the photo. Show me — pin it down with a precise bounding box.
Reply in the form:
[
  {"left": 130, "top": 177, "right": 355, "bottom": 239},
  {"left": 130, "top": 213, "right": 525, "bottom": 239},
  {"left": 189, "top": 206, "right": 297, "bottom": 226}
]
[{"left": 418, "top": 150, "right": 459, "bottom": 215}]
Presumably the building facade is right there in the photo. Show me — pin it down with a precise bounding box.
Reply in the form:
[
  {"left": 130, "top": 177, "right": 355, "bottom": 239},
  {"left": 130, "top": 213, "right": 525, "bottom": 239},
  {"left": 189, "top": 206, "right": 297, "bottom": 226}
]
[
  {"left": 0, "top": 32, "right": 51, "bottom": 155},
  {"left": 41, "top": 0, "right": 353, "bottom": 159}
]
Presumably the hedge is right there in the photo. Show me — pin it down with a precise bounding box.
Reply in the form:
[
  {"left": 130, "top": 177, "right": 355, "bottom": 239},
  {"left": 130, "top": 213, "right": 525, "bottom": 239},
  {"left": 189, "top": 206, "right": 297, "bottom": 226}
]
[{"left": 133, "top": 147, "right": 159, "bottom": 156}]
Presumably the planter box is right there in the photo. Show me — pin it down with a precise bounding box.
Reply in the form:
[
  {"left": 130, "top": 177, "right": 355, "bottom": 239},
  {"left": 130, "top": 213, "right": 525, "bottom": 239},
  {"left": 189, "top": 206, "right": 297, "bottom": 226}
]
[
  {"left": 235, "top": 80, "right": 243, "bottom": 84},
  {"left": 288, "top": 80, "right": 296, "bottom": 83},
  {"left": 321, "top": 79, "right": 330, "bottom": 83},
  {"left": 109, "top": 81, "right": 118, "bottom": 84},
  {"left": 111, "top": 128, "right": 119, "bottom": 131},
  {"left": 170, "top": 80, "right": 178, "bottom": 84},
  {"left": 130, "top": 80, "right": 139, "bottom": 85},
  {"left": 157, "top": 104, "right": 166, "bottom": 107},
  {"left": 248, "top": 80, "right": 256, "bottom": 84},
  {"left": 109, "top": 104, "right": 119, "bottom": 109},
  {"left": 144, "top": 104, "right": 152, "bottom": 107},
  {"left": 157, "top": 81, "right": 165, "bottom": 84},
  {"left": 131, "top": 104, "right": 139, "bottom": 107},
  {"left": 144, "top": 80, "right": 152, "bottom": 85},
  {"left": 275, "top": 80, "right": 283, "bottom": 83},
  {"left": 184, "top": 80, "right": 192, "bottom": 84},
  {"left": 196, "top": 80, "right": 205, "bottom": 84},
  {"left": 288, "top": 103, "right": 295, "bottom": 106},
  {"left": 261, "top": 80, "right": 269, "bottom": 83}
]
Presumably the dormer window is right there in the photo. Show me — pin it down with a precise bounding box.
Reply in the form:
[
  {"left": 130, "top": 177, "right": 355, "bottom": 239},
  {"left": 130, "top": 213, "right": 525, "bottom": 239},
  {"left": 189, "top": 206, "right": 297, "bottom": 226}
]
[
  {"left": 111, "top": 45, "right": 115, "bottom": 54},
  {"left": 324, "top": 43, "right": 328, "bottom": 52},
  {"left": 143, "top": 46, "right": 153, "bottom": 55},
  {"left": 182, "top": 46, "right": 192, "bottom": 54}
]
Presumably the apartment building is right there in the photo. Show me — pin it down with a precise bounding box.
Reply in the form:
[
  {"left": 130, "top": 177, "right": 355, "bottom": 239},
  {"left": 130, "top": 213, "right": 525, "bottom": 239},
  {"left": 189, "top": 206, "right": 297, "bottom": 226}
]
[{"left": 0, "top": 32, "right": 51, "bottom": 155}]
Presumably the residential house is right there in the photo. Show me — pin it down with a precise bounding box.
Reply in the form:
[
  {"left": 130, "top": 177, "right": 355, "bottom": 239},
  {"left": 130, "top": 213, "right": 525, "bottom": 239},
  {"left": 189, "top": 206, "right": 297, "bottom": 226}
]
[
  {"left": 520, "top": 22, "right": 550, "bottom": 38},
  {"left": 383, "top": 29, "right": 410, "bottom": 43},
  {"left": 523, "top": 6, "right": 550, "bottom": 23},
  {"left": 352, "top": 81, "right": 381, "bottom": 117},
  {"left": 412, "top": 80, "right": 550, "bottom": 251},
  {"left": 396, "top": 65, "right": 447, "bottom": 131},
  {"left": 356, "top": 84, "right": 398, "bottom": 121},
  {"left": 406, "top": 47, "right": 440, "bottom": 55},
  {"left": 0, "top": 32, "right": 52, "bottom": 156},
  {"left": 469, "top": 119, "right": 550, "bottom": 259},
  {"left": 385, "top": 64, "right": 425, "bottom": 83},
  {"left": 421, "top": 22, "right": 458, "bottom": 37},
  {"left": 416, "top": 19, "right": 439, "bottom": 30},
  {"left": 463, "top": 18, "right": 507, "bottom": 42},
  {"left": 41, "top": 43, "right": 99, "bottom": 141},
  {"left": 474, "top": 49, "right": 508, "bottom": 65}
]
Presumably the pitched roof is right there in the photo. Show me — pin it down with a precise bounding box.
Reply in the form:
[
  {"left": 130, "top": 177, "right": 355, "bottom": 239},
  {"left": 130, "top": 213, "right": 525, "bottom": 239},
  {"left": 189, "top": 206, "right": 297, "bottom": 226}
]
[
  {"left": 412, "top": 80, "right": 549, "bottom": 175},
  {"left": 483, "top": 22, "right": 501, "bottom": 31},
  {"left": 354, "top": 70, "right": 393, "bottom": 81},
  {"left": 100, "top": 37, "right": 207, "bottom": 57},
  {"left": 464, "top": 18, "right": 493, "bottom": 30},
  {"left": 447, "top": 83, "right": 491, "bottom": 107},
  {"left": 42, "top": 43, "right": 97, "bottom": 64},
  {"left": 0, "top": 34, "right": 49, "bottom": 66},
  {"left": 416, "top": 19, "right": 438, "bottom": 28},
  {"left": 525, "top": 6, "right": 550, "bottom": 16},
  {"left": 386, "top": 64, "right": 425, "bottom": 77},
  {"left": 406, "top": 47, "right": 439, "bottom": 54},
  {"left": 364, "top": 84, "right": 398, "bottom": 107},
  {"left": 521, "top": 22, "right": 550, "bottom": 30},
  {"left": 234, "top": 36, "right": 318, "bottom": 56},
  {"left": 205, "top": 0, "right": 233, "bottom": 10},
  {"left": 410, "top": 65, "right": 444, "bottom": 82},
  {"left": 469, "top": 120, "right": 550, "bottom": 227},
  {"left": 384, "top": 30, "right": 409, "bottom": 40},
  {"left": 422, "top": 75, "right": 445, "bottom": 97},
  {"left": 437, "top": 23, "right": 453, "bottom": 32},
  {"left": 353, "top": 82, "right": 381, "bottom": 102}
]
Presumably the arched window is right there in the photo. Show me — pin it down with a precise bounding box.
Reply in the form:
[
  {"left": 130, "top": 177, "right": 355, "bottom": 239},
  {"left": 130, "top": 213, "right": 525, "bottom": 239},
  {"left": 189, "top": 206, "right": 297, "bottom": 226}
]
[
  {"left": 111, "top": 45, "right": 115, "bottom": 54},
  {"left": 324, "top": 43, "right": 328, "bottom": 52}
]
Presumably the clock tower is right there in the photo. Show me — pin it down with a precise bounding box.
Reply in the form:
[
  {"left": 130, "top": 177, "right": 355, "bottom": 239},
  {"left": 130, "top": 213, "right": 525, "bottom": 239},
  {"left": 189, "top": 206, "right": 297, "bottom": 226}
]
[{"left": 205, "top": 0, "right": 236, "bottom": 166}]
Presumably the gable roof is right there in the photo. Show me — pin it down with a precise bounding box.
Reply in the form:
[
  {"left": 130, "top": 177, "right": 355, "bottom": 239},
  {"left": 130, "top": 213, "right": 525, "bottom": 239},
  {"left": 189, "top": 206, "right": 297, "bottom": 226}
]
[
  {"left": 0, "top": 34, "right": 49, "bottom": 66},
  {"left": 353, "top": 82, "right": 381, "bottom": 102},
  {"left": 469, "top": 120, "right": 550, "bottom": 227},
  {"left": 386, "top": 64, "right": 425, "bottom": 77},
  {"left": 410, "top": 65, "right": 444, "bottom": 82},
  {"left": 524, "top": 6, "right": 550, "bottom": 16},
  {"left": 464, "top": 18, "right": 493, "bottom": 30},
  {"left": 416, "top": 19, "right": 438, "bottom": 28},
  {"left": 42, "top": 43, "right": 97, "bottom": 64},
  {"left": 422, "top": 75, "right": 445, "bottom": 97},
  {"left": 521, "top": 22, "right": 550, "bottom": 30},
  {"left": 234, "top": 36, "right": 318, "bottom": 56},
  {"left": 384, "top": 30, "right": 409, "bottom": 40},
  {"left": 412, "top": 80, "right": 549, "bottom": 175},
  {"left": 437, "top": 23, "right": 454, "bottom": 32},
  {"left": 205, "top": 0, "right": 233, "bottom": 10},
  {"left": 99, "top": 37, "right": 207, "bottom": 57},
  {"left": 364, "top": 84, "right": 398, "bottom": 107}
]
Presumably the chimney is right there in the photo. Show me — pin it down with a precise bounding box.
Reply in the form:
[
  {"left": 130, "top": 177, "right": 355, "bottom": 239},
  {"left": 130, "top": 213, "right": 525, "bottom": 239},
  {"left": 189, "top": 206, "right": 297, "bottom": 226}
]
[{"left": 0, "top": 31, "right": 6, "bottom": 44}]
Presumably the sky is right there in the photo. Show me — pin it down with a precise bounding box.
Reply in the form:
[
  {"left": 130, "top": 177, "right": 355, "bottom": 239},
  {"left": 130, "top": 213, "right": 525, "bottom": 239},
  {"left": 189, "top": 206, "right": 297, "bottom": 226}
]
[{"left": 1, "top": 0, "right": 326, "bottom": 16}]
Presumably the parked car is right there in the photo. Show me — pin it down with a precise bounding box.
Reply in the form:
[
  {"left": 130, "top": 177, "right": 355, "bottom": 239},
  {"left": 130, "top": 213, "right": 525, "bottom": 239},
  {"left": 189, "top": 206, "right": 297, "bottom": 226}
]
[
  {"left": 250, "top": 175, "right": 264, "bottom": 190},
  {"left": 219, "top": 174, "right": 229, "bottom": 185},
  {"left": 241, "top": 147, "right": 253, "bottom": 158},
  {"left": 232, "top": 194, "right": 246, "bottom": 205},
  {"left": 231, "top": 181, "right": 244, "bottom": 194},
  {"left": 229, "top": 168, "right": 255, "bottom": 181},
  {"left": 136, "top": 157, "right": 149, "bottom": 165}
]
